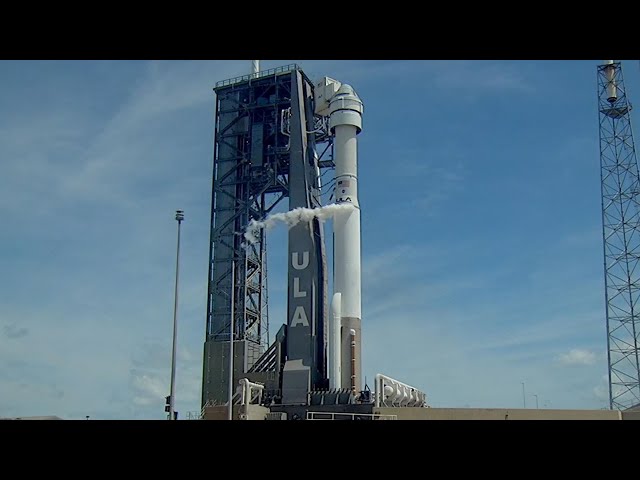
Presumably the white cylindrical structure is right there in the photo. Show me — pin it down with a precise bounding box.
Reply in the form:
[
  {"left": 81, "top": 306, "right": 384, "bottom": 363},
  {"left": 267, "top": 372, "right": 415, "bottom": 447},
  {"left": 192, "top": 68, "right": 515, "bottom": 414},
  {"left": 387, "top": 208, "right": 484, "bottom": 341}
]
[
  {"left": 251, "top": 60, "right": 260, "bottom": 75},
  {"left": 604, "top": 60, "right": 617, "bottom": 103},
  {"left": 329, "top": 292, "right": 342, "bottom": 389},
  {"left": 329, "top": 84, "right": 363, "bottom": 391},
  {"left": 333, "top": 124, "right": 361, "bottom": 318}
]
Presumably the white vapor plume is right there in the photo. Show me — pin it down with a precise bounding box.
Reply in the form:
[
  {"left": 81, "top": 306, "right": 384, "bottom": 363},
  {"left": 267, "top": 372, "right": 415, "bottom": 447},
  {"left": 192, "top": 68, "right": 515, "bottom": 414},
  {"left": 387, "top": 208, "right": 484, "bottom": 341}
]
[{"left": 244, "top": 203, "right": 354, "bottom": 245}]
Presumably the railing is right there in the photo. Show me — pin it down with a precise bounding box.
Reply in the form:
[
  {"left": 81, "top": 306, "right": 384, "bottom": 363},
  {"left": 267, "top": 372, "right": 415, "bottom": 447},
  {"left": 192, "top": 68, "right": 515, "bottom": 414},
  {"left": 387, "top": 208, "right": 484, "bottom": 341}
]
[
  {"left": 306, "top": 412, "right": 397, "bottom": 421},
  {"left": 215, "top": 64, "right": 300, "bottom": 88},
  {"left": 186, "top": 411, "right": 202, "bottom": 420}
]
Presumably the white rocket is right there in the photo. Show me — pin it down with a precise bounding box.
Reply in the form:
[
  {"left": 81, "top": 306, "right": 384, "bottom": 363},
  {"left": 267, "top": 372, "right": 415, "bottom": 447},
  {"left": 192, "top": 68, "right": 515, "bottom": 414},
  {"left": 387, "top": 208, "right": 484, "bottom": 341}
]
[
  {"left": 315, "top": 78, "right": 364, "bottom": 392},
  {"left": 314, "top": 75, "right": 428, "bottom": 407}
]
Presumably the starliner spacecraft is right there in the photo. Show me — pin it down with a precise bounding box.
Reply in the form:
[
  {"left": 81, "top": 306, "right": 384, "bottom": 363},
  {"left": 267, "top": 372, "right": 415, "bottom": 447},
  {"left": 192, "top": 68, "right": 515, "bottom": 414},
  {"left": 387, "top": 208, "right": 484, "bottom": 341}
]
[{"left": 201, "top": 62, "right": 426, "bottom": 419}]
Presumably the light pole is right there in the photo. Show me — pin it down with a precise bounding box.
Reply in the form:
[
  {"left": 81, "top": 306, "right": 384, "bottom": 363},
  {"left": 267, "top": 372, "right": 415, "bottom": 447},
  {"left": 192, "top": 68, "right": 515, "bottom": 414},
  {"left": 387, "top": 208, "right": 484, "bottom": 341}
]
[
  {"left": 532, "top": 394, "right": 539, "bottom": 409},
  {"left": 168, "top": 209, "right": 184, "bottom": 420},
  {"left": 521, "top": 382, "right": 526, "bottom": 408}
]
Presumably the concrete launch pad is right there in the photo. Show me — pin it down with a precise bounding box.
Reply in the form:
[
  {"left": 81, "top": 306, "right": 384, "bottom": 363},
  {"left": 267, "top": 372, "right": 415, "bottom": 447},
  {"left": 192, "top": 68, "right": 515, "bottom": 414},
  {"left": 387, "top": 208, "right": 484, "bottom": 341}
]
[{"left": 201, "top": 404, "right": 640, "bottom": 421}]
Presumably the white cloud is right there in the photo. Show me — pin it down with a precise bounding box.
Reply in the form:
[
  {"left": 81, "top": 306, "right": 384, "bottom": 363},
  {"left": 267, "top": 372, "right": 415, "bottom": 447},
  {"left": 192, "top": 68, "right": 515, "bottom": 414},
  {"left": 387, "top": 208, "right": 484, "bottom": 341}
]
[
  {"left": 129, "top": 342, "right": 203, "bottom": 417},
  {"left": 132, "top": 374, "right": 166, "bottom": 405},
  {"left": 410, "top": 163, "right": 466, "bottom": 214},
  {"left": 558, "top": 349, "right": 597, "bottom": 366},
  {"left": 593, "top": 374, "right": 610, "bottom": 404},
  {"left": 432, "top": 61, "right": 534, "bottom": 93},
  {"left": 286, "top": 60, "right": 534, "bottom": 94}
]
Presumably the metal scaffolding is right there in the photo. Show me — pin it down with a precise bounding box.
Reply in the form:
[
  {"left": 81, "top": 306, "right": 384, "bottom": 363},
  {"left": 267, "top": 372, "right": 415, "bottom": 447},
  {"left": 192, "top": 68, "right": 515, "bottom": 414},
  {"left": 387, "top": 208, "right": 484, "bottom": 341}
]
[
  {"left": 202, "top": 65, "right": 332, "bottom": 407},
  {"left": 597, "top": 61, "right": 640, "bottom": 410}
]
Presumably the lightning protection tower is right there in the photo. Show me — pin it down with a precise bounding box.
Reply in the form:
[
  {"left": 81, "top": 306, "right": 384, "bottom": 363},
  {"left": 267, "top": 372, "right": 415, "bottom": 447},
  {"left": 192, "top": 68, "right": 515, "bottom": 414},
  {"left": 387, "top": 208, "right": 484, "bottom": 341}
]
[{"left": 597, "top": 60, "right": 640, "bottom": 410}]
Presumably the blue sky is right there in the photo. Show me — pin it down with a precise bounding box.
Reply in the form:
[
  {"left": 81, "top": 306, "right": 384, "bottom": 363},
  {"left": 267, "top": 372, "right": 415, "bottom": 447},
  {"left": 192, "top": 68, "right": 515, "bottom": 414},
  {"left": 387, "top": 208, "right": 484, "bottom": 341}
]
[{"left": 1, "top": 60, "right": 637, "bottom": 419}]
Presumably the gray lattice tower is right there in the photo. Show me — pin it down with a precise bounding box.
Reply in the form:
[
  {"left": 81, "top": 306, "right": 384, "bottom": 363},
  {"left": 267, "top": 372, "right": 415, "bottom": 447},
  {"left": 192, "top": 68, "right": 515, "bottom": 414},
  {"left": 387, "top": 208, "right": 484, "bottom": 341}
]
[
  {"left": 597, "top": 60, "right": 640, "bottom": 410},
  {"left": 202, "top": 65, "right": 330, "bottom": 407}
]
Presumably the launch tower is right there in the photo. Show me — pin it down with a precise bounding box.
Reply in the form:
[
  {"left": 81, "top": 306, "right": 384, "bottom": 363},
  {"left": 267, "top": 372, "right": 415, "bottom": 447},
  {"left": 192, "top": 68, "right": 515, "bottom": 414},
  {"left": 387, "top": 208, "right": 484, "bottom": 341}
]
[
  {"left": 201, "top": 63, "right": 427, "bottom": 419},
  {"left": 201, "top": 65, "right": 331, "bottom": 407}
]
